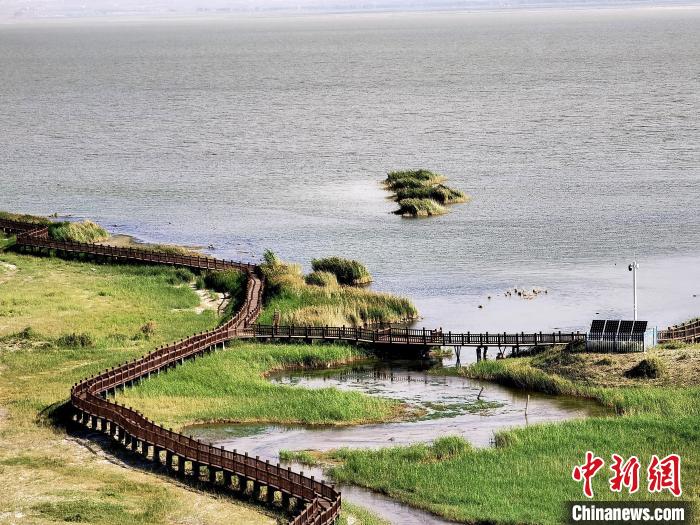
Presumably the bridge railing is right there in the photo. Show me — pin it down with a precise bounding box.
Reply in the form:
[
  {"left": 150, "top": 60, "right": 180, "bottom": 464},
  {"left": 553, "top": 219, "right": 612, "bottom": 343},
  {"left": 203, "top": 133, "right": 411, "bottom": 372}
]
[
  {"left": 14, "top": 228, "right": 256, "bottom": 273},
  {"left": 0, "top": 217, "right": 49, "bottom": 233},
  {"left": 658, "top": 318, "right": 700, "bottom": 344},
  {"left": 250, "top": 324, "right": 584, "bottom": 346}
]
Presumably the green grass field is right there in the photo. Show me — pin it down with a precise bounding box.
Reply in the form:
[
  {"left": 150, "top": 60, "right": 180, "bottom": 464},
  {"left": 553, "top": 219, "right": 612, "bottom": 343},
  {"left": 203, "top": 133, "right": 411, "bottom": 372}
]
[
  {"left": 327, "top": 347, "right": 700, "bottom": 524},
  {"left": 0, "top": 251, "right": 276, "bottom": 524},
  {"left": 118, "top": 341, "right": 402, "bottom": 429},
  {"left": 0, "top": 248, "right": 387, "bottom": 524}
]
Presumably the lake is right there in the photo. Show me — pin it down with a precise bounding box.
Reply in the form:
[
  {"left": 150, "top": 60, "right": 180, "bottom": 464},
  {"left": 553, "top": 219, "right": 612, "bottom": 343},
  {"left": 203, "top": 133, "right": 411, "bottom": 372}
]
[{"left": 1, "top": 7, "right": 698, "bottom": 331}]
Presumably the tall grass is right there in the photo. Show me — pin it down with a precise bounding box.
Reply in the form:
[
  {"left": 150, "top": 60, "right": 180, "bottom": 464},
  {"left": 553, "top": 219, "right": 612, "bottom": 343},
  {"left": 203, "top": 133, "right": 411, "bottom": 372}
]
[
  {"left": 201, "top": 269, "right": 246, "bottom": 317},
  {"left": 0, "top": 210, "right": 51, "bottom": 225},
  {"left": 259, "top": 252, "right": 417, "bottom": 326},
  {"left": 395, "top": 198, "right": 447, "bottom": 217},
  {"left": 305, "top": 271, "right": 339, "bottom": 287},
  {"left": 311, "top": 257, "right": 372, "bottom": 285},
  {"left": 48, "top": 220, "right": 109, "bottom": 243}
]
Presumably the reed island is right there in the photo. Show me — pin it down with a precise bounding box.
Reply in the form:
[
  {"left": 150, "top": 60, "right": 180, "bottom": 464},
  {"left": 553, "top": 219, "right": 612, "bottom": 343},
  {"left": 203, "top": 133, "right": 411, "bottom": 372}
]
[{"left": 383, "top": 169, "right": 469, "bottom": 217}]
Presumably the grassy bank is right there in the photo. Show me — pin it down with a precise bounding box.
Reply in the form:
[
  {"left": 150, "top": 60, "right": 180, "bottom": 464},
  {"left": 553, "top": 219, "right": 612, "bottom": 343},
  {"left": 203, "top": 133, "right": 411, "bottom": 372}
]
[
  {"left": 1, "top": 210, "right": 109, "bottom": 243},
  {"left": 118, "top": 342, "right": 402, "bottom": 430},
  {"left": 0, "top": 246, "right": 392, "bottom": 525},
  {"left": 383, "top": 170, "right": 469, "bottom": 217},
  {"left": 1, "top": 210, "right": 207, "bottom": 254},
  {"left": 326, "top": 346, "right": 700, "bottom": 524},
  {"left": 258, "top": 251, "right": 417, "bottom": 326},
  {"left": 0, "top": 251, "right": 276, "bottom": 524}
]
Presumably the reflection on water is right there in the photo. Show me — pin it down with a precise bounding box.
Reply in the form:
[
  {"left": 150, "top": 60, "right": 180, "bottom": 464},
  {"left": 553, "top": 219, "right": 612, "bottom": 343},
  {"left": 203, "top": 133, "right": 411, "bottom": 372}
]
[{"left": 187, "top": 358, "right": 607, "bottom": 524}]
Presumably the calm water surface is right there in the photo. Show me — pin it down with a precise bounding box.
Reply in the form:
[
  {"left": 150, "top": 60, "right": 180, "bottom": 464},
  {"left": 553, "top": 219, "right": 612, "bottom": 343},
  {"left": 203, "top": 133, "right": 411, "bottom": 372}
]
[{"left": 1, "top": 7, "right": 699, "bottom": 331}]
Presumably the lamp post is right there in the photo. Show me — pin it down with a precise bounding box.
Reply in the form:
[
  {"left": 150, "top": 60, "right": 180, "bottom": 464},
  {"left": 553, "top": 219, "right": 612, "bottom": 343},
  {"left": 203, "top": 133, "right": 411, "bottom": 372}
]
[{"left": 628, "top": 261, "right": 639, "bottom": 321}]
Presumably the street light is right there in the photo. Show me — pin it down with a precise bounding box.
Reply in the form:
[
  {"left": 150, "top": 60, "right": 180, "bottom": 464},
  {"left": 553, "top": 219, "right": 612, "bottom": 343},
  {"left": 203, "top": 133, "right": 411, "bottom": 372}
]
[{"left": 628, "top": 261, "right": 639, "bottom": 321}]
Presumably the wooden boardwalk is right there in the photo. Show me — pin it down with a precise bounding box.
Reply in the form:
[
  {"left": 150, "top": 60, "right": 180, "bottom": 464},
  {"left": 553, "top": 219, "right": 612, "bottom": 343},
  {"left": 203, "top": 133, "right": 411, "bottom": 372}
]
[{"left": 243, "top": 324, "right": 584, "bottom": 350}]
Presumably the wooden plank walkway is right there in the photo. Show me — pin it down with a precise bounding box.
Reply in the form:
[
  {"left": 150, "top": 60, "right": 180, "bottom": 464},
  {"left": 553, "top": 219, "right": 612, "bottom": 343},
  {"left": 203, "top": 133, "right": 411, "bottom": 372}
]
[{"left": 243, "top": 324, "right": 585, "bottom": 348}]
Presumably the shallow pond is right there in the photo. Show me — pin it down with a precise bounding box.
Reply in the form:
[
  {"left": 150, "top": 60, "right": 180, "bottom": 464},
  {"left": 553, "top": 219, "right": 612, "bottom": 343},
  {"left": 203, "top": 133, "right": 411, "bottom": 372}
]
[{"left": 187, "top": 357, "right": 606, "bottom": 523}]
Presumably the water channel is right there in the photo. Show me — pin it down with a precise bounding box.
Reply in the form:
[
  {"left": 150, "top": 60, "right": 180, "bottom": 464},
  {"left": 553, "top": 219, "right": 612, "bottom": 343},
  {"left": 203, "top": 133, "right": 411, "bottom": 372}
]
[{"left": 187, "top": 355, "right": 606, "bottom": 524}]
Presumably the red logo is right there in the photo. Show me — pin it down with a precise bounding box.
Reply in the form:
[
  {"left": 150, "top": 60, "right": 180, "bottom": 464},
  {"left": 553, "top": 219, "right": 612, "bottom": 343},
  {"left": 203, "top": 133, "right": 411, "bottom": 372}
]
[
  {"left": 573, "top": 453, "right": 682, "bottom": 498},
  {"left": 609, "top": 454, "right": 641, "bottom": 494},
  {"left": 572, "top": 451, "right": 605, "bottom": 498},
  {"left": 648, "top": 454, "right": 682, "bottom": 497}
]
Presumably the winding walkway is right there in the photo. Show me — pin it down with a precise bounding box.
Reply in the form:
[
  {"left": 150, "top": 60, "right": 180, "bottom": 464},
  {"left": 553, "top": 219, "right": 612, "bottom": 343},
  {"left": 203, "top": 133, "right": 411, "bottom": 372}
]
[{"left": 0, "top": 218, "right": 339, "bottom": 525}]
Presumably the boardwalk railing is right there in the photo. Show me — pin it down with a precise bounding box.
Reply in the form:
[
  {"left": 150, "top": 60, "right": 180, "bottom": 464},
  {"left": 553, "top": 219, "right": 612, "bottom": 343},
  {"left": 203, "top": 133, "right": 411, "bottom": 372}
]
[
  {"left": 658, "top": 319, "right": 700, "bottom": 344},
  {"left": 2, "top": 219, "right": 340, "bottom": 525},
  {"left": 245, "top": 324, "right": 585, "bottom": 347}
]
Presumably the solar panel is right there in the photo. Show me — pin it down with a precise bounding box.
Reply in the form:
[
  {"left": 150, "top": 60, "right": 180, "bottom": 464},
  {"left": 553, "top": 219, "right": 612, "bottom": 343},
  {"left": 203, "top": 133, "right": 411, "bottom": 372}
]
[
  {"left": 604, "top": 320, "right": 620, "bottom": 334},
  {"left": 618, "top": 320, "right": 634, "bottom": 336},
  {"left": 632, "top": 321, "right": 648, "bottom": 334},
  {"left": 590, "top": 320, "right": 606, "bottom": 333}
]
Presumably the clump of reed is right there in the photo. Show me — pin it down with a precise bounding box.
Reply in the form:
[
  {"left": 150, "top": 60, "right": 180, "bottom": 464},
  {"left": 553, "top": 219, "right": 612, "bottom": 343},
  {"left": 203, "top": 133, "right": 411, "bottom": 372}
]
[
  {"left": 395, "top": 198, "right": 447, "bottom": 217},
  {"left": 48, "top": 220, "right": 109, "bottom": 243},
  {"left": 260, "top": 251, "right": 417, "bottom": 327},
  {"left": 311, "top": 257, "right": 372, "bottom": 286},
  {"left": 383, "top": 169, "right": 469, "bottom": 217},
  {"left": 395, "top": 184, "right": 468, "bottom": 205},
  {"left": 305, "top": 271, "right": 339, "bottom": 287},
  {"left": 56, "top": 332, "right": 94, "bottom": 348},
  {"left": 385, "top": 169, "right": 445, "bottom": 188}
]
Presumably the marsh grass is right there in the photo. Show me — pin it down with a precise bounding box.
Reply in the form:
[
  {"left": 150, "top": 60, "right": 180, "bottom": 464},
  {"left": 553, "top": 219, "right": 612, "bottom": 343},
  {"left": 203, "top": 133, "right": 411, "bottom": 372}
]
[
  {"left": 395, "top": 184, "right": 468, "bottom": 205},
  {"left": 258, "top": 253, "right": 417, "bottom": 326},
  {"left": 119, "top": 342, "right": 401, "bottom": 429},
  {"left": 0, "top": 252, "right": 274, "bottom": 524},
  {"left": 279, "top": 449, "right": 321, "bottom": 466},
  {"left": 395, "top": 198, "right": 447, "bottom": 217},
  {"left": 49, "top": 220, "right": 109, "bottom": 243},
  {"left": 383, "top": 170, "right": 469, "bottom": 217},
  {"left": 339, "top": 502, "right": 391, "bottom": 525},
  {"left": 305, "top": 271, "right": 339, "bottom": 287},
  {"left": 330, "top": 348, "right": 700, "bottom": 524},
  {"left": 0, "top": 210, "right": 51, "bottom": 225},
  {"left": 311, "top": 257, "right": 372, "bottom": 285}
]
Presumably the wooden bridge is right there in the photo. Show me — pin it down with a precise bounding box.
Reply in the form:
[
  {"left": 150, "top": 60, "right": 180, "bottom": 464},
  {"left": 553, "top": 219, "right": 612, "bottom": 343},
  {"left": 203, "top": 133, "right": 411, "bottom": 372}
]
[
  {"left": 243, "top": 324, "right": 585, "bottom": 357},
  {"left": 1, "top": 216, "right": 695, "bottom": 524}
]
